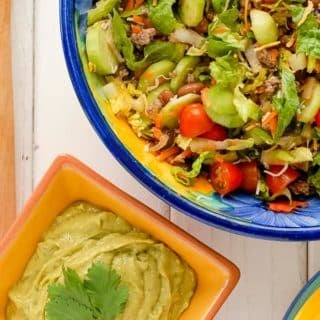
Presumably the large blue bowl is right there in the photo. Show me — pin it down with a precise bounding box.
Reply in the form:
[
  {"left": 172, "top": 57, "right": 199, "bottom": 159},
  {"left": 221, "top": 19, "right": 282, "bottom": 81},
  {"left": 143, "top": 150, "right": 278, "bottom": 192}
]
[{"left": 59, "top": 0, "right": 320, "bottom": 240}]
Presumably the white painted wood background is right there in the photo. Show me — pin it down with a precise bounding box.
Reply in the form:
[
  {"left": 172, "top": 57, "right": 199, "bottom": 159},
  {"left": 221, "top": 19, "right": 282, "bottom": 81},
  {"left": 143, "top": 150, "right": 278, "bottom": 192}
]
[{"left": 11, "top": 1, "right": 320, "bottom": 319}]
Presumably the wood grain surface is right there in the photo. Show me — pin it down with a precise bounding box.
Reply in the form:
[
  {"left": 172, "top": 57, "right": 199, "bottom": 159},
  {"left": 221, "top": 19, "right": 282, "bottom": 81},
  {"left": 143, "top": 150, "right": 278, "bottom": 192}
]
[{"left": 0, "top": 0, "right": 16, "bottom": 238}]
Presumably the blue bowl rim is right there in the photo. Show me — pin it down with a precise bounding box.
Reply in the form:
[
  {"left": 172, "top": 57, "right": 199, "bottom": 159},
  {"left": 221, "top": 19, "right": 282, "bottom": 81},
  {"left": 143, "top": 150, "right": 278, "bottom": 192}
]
[{"left": 59, "top": 0, "right": 320, "bottom": 241}]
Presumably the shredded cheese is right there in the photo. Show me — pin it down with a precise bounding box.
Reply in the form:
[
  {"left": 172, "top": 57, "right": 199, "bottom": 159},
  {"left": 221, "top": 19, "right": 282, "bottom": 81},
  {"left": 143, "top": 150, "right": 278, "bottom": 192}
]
[
  {"left": 254, "top": 41, "right": 281, "bottom": 52},
  {"left": 297, "top": 1, "right": 314, "bottom": 28},
  {"left": 264, "top": 163, "right": 289, "bottom": 177}
]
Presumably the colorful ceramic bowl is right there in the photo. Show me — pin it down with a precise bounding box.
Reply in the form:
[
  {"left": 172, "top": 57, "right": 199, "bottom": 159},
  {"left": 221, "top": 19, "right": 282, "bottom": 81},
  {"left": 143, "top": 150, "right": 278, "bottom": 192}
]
[
  {"left": 60, "top": 0, "right": 320, "bottom": 240},
  {"left": 284, "top": 271, "right": 320, "bottom": 320},
  {"left": 0, "top": 155, "right": 239, "bottom": 320}
]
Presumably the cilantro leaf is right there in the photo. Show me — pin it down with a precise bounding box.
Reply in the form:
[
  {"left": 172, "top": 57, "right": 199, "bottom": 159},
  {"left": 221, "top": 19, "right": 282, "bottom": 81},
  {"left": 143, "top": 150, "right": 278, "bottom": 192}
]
[
  {"left": 148, "top": 0, "right": 178, "bottom": 35},
  {"left": 291, "top": 5, "right": 320, "bottom": 58},
  {"left": 46, "top": 263, "right": 128, "bottom": 320},
  {"left": 273, "top": 69, "right": 300, "bottom": 141},
  {"left": 84, "top": 262, "right": 129, "bottom": 320},
  {"left": 46, "top": 268, "right": 95, "bottom": 320}
]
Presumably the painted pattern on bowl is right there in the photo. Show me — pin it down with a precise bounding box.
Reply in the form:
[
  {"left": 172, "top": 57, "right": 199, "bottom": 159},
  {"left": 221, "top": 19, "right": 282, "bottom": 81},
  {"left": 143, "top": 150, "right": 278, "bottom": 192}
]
[{"left": 60, "top": 0, "right": 320, "bottom": 240}]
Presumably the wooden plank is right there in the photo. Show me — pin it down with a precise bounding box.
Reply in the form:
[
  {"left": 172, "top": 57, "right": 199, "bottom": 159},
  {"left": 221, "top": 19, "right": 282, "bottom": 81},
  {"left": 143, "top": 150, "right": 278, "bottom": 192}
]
[
  {"left": 308, "top": 242, "right": 320, "bottom": 279},
  {"left": 0, "top": 0, "right": 16, "bottom": 237},
  {"left": 171, "top": 209, "right": 307, "bottom": 320},
  {"left": 33, "top": 0, "right": 169, "bottom": 216},
  {"left": 12, "top": 0, "right": 34, "bottom": 211}
]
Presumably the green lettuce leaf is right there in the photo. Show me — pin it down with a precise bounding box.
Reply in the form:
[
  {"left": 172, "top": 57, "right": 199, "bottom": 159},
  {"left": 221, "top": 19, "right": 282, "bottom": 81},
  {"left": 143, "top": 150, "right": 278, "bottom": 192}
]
[
  {"left": 171, "top": 151, "right": 215, "bottom": 186},
  {"left": 313, "top": 152, "right": 320, "bottom": 166},
  {"left": 209, "top": 54, "right": 247, "bottom": 87},
  {"left": 112, "top": 11, "right": 185, "bottom": 70},
  {"left": 291, "top": 5, "right": 320, "bottom": 58},
  {"left": 233, "top": 85, "right": 261, "bottom": 122},
  {"left": 308, "top": 169, "right": 320, "bottom": 196},
  {"left": 273, "top": 68, "right": 300, "bottom": 141},
  {"left": 148, "top": 0, "right": 179, "bottom": 35},
  {"left": 212, "top": 0, "right": 239, "bottom": 13},
  {"left": 218, "top": 8, "right": 240, "bottom": 30}
]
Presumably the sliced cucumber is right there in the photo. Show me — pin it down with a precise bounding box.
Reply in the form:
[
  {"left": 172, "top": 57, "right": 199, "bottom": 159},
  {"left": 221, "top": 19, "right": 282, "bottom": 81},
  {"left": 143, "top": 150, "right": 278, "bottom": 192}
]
[
  {"left": 86, "top": 22, "right": 119, "bottom": 75},
  {"left": 250, "top": 10, "right": 278, "bottom": 45},
  {"left": 179, "top": 0, "right": 206, "bottom": 27},
  {"left": 205, "top": 85, "right": 237, "bottom": 115},
  {"left": 170, "top": 56, "right": 200, "bottom": 93},
  {"left": 205, "top": 110, "right": 245, "bottom": 128},
  {"left": 298, "top": 82, "right": 320, "bottom": 123},
  {"left": 138, "top": 60, "right": 175, "bottom": 93}
]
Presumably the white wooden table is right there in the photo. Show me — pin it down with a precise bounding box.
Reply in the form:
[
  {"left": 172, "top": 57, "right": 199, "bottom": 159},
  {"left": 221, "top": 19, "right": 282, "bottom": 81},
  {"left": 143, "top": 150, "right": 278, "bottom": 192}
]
[{"left": 11, "top": 1, "right": 320, "bottom": 319}]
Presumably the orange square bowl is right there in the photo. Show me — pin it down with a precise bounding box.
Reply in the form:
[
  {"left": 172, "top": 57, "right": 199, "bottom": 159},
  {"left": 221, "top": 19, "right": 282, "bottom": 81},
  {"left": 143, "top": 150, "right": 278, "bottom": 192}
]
[{"left": 0, "top": 155, "right": 239, "bottom": 320}]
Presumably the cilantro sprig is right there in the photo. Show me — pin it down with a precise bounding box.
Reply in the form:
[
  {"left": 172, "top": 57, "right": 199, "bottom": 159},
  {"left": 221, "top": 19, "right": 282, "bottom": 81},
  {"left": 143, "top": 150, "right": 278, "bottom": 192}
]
[{"left": 45, "top": 262, "right": 129, "bottom": 320}]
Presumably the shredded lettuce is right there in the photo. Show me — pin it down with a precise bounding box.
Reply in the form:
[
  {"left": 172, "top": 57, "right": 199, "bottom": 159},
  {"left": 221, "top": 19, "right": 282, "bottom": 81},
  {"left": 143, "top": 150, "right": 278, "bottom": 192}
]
[
  {"left": 207, "top": 18, "right": 247, "bottom": 58},
  {"left": 291, "top": 5, "right": 320, "bottom": 58},
  {"left": 233, "top": 85, "right": 261, "bottom": 122},
  {"left": 273, "top": 68, "right": 300, "bottom": 141},
  {"left": 128, "top": 113, "right": 153, "bottom": 138},
  {"left": 175, "top": 134, "right": 192, "bottom": 150},
  {"left": 209, "top": 54, "right": 247, "bottom": 88},
  {"left": 171, "top": 151, "right": 215, "bottom": 186},
  {"left": 148, "top": 0, "right": 179, "bottom": 35}
]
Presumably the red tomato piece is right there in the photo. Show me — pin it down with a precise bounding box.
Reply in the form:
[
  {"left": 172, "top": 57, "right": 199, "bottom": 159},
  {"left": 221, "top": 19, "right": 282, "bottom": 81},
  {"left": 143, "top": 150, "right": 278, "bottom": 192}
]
[
  {"left": 268, "top": 200, "right": 308, "bottom": 213},
  {"left": 238, "top": 161, "right": 260, "bottom": 193},
  {"left": 179, "top": 103, "right": 214, "bottom": 138},
  {"left": 200, "top": 123, "right": 228, "bottom": 141},
  {"left": 210, "top": 162, "right": 244, "bottom": 195},
  {"left": 315, "top": 110, "right": 320, "bottom": 127},
  {"left": 265, "top": 166, "right": 300, "bottom": 194}
]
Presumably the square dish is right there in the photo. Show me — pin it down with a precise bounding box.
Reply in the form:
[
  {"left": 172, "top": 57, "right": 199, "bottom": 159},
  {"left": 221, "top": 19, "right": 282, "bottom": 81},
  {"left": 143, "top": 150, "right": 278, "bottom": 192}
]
[{"left": 0, "top": 155, "right": 239, "bottom": 320}]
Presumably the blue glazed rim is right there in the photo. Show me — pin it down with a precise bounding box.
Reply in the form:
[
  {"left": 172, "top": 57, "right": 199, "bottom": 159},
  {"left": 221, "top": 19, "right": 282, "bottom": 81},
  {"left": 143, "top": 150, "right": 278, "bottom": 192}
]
[
  {"left": 59, "top": 0, "right": 320, "bottom": 241},
  {"left": 283, "top": 271, "right": 320, "bottom": 319}
]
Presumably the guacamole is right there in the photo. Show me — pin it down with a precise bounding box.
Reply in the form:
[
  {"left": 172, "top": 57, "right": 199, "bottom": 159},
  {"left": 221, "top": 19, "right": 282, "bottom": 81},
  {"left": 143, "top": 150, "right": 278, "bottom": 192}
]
[{"left": 6, "top": 202, "right": 196, "bottom": 320}]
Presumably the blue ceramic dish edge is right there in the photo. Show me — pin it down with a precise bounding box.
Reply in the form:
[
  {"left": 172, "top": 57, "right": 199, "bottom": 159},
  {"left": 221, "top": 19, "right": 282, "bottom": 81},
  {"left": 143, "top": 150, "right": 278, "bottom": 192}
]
[
  {"left": 59, "top": 0, "right": 320, "bottom": 241},
  {"left": 283, "top": 271, "right": 320, "bottom": 319}
]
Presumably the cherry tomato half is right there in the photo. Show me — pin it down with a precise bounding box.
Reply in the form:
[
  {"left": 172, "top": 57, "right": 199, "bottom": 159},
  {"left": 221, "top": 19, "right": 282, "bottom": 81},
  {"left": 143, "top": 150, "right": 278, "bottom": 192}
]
[
  {"left": 179, "top": 103, "right": 214, "bottom": 138},
  {"left": 210, "top": 162, "right": 244, "bottom": 195},
  {"left": 238, "top": 161, "right": 260, "bottom": 193},
  {"left": 315, "top": 110, "right": 320, "bottom": 127},
  {"left": 200, "top": 123, "right": 228, "bottom": 141},
  {"left": 265, "top": 166, "right": 300, "bottom": 194}
]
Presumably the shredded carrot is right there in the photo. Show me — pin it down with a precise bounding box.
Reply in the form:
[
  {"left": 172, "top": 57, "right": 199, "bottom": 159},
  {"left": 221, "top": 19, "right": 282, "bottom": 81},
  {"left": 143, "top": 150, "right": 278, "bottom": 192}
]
[
  {"left": 143, "top": 17, "right": 154, "bottom": 28},
  {"left": 154, "top": 114, "right": 162, "bottom": 129},
  {"left": 152, "top": 127, "right": 163, "bottom": 140},
  {"left": 262, "top": 111, "right": 278, "bottom": 137},
  {"left": 240, "top": 23, "right": 251, "bottom": 35},
  {"left": 134, "top": 0, "right": 145, "bottom": 7},
  {"left": 212, "top": 26, "right": 229, "bottom": 35},
  {"left": 270, "top": 48, "right": 279, "bottom": 64},
  {"left": 125, "top": 0, "right": 135, "bottom": 11},
  {"left": 268, "top": 200, "right": 308, "bottom": 213},
  {"left": 157, "top": 147, "right": 181, "bottom": 162},
  {"left": 133, "top": 15, "right": 144, "bottom": 24},
  {"left": 131, "top": 24, "right": 142, "bottom": 34}
]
